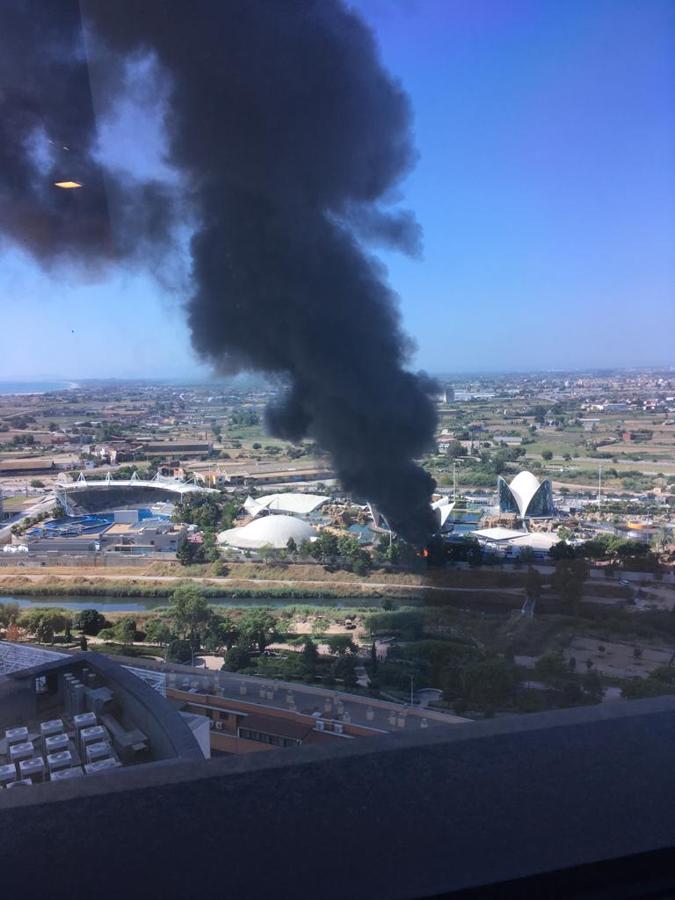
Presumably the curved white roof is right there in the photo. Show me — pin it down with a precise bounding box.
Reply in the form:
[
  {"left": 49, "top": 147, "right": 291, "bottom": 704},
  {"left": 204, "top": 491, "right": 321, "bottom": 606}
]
[
  {"left": 244, "top": 493, "right": 329, "bottom": 518},
  {"left": 508, "top": 471, "right": 542, "bottom": 517},
  {"left": 432, "top": 498, "right": 456, "bottom": 529},
  {"left": 217, "top": 514, "right": 315, "bottom": 549}
]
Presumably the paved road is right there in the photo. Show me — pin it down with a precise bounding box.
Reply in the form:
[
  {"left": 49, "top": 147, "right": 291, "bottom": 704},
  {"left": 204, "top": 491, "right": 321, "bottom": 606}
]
[{"left": 0, "top": 494, "right": 56, "bottom": 545}]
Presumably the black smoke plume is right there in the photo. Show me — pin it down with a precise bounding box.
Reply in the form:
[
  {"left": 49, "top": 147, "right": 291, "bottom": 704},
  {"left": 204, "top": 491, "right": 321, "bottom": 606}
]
[{"left": 0, "top": 0, "right": 438, "bottom": 542}]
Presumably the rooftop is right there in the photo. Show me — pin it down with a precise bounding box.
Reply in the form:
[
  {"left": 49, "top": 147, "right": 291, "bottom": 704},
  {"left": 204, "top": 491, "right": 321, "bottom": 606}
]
[
  {"left": 0, "top": 650, "right": 203, "bottom": 794},
  {"left": 218, "top": 514, "right": 316, "bottom": 549}
]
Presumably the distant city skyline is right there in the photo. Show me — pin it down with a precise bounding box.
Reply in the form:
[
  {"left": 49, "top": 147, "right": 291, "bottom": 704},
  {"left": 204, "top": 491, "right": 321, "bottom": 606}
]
[{"left": 1, "top": 0, "right": 673, "bottom": 379}]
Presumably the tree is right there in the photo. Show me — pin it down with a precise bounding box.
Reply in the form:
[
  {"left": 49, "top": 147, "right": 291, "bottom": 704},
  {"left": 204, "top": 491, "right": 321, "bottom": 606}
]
[
  {"left": 201, "top": 530, "right": 221, "bottom": 563},
  {"left": 239, "top": 609, "right": 278, "bottom": 653},
  {"left": 145, "top": 618, "right": 173, "bottom": 647},
  {"left": 466, "top": 541, "right": 482, "bottom": 567},
  {"left": 21, "top": 608, "right": 71, "bottom": 644},
  {"left": 30, "top": 479, "right": 45, "bottom": 488},
  {"left": 582, "top": 670, "right": 604, "bottom": 703},
  {"left": 223, "top": 644, "right": 251, "bottom": 672},
  {"left": 113, "top": 617, "right": 137, "bottom": 644},
  {"left": 551, "top": 558, "right": 589, "bottom": 612},
  {"left": 35, "top": 618, "right": 55, "bottom": 644},
  {"left": 204, "top": 614, "right": 239, "bottom": 652},
  {"left": 541, "top": 450, "right": 553, "bottom": 461},
  {"left": 79, "top": 634, "right": 88, "bottom": 651},
  {"left": 332, "top": 654, "right": 358, "bottom": 688},
  {"left": 298, "top": 539, "right": 313, "bottom": 557},
  {"left": 170, "top": 584, "right": 212, "bottom": 645},
  {"left": 534, "top": 651, "right": 569, "bottom": 687},
  {"left": 0, "top": 602, "right": 20, "bottom": 629},
  {"left": 166, "top": 639, "right": 193, "bottom": 664},
  {"left": 461, "top": 657, "right": 517, "bottom": 710},
  {"left": 75, "top": 609, "right": 108, "bottom": 636},
  {"left": 549, "top": 540, "right": 576, "bottom": 560},
  {"left": 176, "top": 537, "right": 205, "bottom": 566},
  {"left": 310, "top": 531, "right": 340, "bottom": 564},
  {"left": 286, "top": 537, "right": 297, "bottom": 555},
  {"left": 326, "top": 634, "right": 358, "bottom": 656},
  {"left": 301, "top": 638, "right": 319, "bottom": 675}
]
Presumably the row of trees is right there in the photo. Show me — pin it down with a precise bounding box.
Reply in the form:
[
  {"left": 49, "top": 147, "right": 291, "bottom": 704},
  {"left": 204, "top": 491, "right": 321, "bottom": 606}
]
[
  {"left": 287, "top": 532, "right": 371, "bottom": 574},
  {"left": 550, "top": 536, "right": 663, "bottom": 572}
]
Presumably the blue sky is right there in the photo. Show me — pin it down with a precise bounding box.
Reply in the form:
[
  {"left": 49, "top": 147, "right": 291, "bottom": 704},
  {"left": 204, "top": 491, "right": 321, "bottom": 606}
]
[{"left": 2, "top": 0, "right": 673, "bottom": 379}]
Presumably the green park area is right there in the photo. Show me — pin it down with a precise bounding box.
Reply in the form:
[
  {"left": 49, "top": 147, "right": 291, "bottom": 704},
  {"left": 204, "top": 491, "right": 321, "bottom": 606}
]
[{"left": 2, "top": 561, "right": 674, "bottom": 719}]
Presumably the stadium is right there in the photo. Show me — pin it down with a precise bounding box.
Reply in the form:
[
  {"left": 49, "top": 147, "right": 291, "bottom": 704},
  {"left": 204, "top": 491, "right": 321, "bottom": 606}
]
[{"left": 54, "top": 472, "right": 218, "bottom": 515}]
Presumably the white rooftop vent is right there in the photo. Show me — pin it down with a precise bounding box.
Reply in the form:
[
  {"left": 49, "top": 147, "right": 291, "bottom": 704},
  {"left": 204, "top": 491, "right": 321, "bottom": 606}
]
[
  {"left": 47, "top": 750, "right": 73, "bottom": 772},
  {"left": 73, "top": 712, "right": 97, "bottom": 730},
  {"left": 40, "top": 719, "right": 64, "bottom": 738},
  {"left": 5, "top": 726, "right": 29, "bottom": 745},
  {"left": 45, "top": 733, "right": 69, "bottom": 753},
  {"left": 86, "top": 741, "right": 111, "bottom": 763},
  {"left": 84, "top": 758, "right": 121, "bottom": 775},
  {"left": 50, "top": 766, "right": 84, "bottom": 781}
]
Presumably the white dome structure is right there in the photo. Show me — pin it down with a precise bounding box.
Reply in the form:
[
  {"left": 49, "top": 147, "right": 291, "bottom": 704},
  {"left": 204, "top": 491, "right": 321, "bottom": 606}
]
[
  {"left": 498, "top": 471, "right": 554, "bottom": 519},
  {"left": 217, "top": 515, "right": 315, "bottom": 550}
]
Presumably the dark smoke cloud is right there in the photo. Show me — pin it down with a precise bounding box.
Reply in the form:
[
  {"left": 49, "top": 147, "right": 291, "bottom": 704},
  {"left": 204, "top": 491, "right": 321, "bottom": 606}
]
[{"left": 0, "top": 0, "right": 437, "bottom": 542}]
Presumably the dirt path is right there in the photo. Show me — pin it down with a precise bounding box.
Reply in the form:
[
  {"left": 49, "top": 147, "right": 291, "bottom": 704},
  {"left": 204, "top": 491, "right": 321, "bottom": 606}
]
[{"left": 0, "top": 570, "right": 524, "bottom": 595}]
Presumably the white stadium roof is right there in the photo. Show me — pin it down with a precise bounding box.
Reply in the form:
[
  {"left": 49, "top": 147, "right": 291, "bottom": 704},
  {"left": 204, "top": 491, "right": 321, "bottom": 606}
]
[
  {"left": 218, "top": 514, "right": 316, "bottom": 549},
  {"left": 243, "top": 493, "right": 329, "bottom": 518}
]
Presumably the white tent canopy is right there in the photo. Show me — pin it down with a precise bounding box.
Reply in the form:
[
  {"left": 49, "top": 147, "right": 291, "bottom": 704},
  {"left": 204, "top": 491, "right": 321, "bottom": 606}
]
[
  {"left": 218, "top": 515, "right": 316, "bottom": 550},
  {"left": 243, "top": 493, "right": 329, "bottom": 518}
]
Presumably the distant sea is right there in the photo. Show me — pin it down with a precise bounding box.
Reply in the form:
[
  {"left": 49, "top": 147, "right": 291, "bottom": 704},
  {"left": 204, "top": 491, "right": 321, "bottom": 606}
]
[{"left": 0, "top": 381, "right": 76, "bottom": 396}]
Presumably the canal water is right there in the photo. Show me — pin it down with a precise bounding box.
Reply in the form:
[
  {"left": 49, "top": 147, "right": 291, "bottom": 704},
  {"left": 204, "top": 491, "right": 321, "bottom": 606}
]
[{"left": 0, "top": 594, "right": 385, "bottom": 613}]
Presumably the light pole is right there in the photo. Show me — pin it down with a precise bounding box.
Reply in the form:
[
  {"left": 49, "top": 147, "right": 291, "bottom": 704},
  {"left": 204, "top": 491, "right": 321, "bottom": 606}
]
[{"left": 410, "top": 674, "right": 414, "bottom": 707}]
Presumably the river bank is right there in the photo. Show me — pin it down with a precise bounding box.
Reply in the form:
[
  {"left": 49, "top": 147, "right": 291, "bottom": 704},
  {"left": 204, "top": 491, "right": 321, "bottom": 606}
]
[{"left": 0, "top": 593, "right": 387, "bottom": 612}]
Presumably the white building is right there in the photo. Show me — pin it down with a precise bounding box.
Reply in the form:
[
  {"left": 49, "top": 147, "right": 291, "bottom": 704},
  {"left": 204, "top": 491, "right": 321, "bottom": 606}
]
[
  {"left": 242, "top": 493, "right": 329, "bottom": 519},
  {"left": 218, "top": 515, "right": 315, "bottom": 550}
]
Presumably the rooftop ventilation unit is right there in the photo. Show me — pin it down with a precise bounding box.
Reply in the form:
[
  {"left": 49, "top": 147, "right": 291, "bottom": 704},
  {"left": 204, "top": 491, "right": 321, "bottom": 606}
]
[
  {"left": 19, "top": 757, "right": 45, "bottom": 782},
  {"left": 0, "top": 763, "right": 17, "bottom": 786},
  {"left": 86, "top": 741, "right": 112, "bottom": 763},
  {"left": 84, "top": 758, "right": 121, "bottom": 775},
  {"left": 50, "top": 766, "right": 84, "bottom": 781},
  {"left": 5, "top": 726, "right": 29, "bottom": 745},
  {"left": 45, "top": 733, "right": 69, "bottom": 754},
  {"left": 7, "top": 778, "right": 32, "bottom": 788},
  {"left": 40, "top": 719, "right": 64, "bottom": 738},
  {"left": 10, "top": 741, "right": 34, "bottom": 762},
  {"left": 47, "top": 750, "right": 74, "bottom": 772}
]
